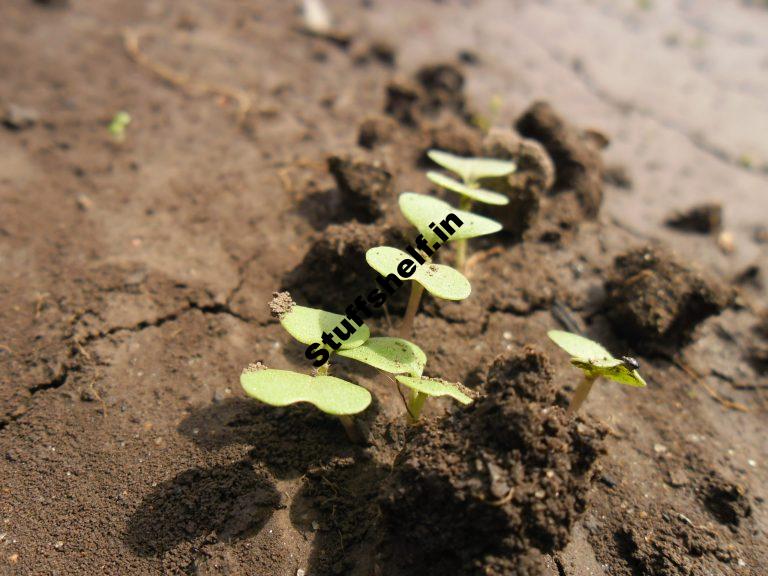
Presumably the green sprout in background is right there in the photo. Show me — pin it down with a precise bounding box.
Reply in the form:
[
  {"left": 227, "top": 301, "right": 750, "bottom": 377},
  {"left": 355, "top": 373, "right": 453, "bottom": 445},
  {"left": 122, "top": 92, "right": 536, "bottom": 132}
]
[
  {"left": 547, "top": 330, "right": 646, "bottom": 415},
  {"left": 426, "top": 149, "right": 515, "bottom": 270},
  {"left": 108, "top": 111, "right": 131, "bottom": 143}
]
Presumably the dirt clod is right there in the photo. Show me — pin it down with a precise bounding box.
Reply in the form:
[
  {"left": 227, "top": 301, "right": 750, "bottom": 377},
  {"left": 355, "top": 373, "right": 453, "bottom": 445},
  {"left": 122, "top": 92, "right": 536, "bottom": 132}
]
[
  {"left": 269, "top": 291, "right": 295, "bottom": 319},
  {"left": 327, "top": 152, "right": 394, "bottom": 223},
  {"left": 416, "top": 62, "right": 466, "bottom": 116},
  {"left": 384, "top": 77, "right": 423, "bottom": 126},
  {"left": 516, "top": 101, "right": 605, "bottom": 218},
  {"left": 378, "top": 347, "right": 605, "bottom": 576},
  {"left": 2, "top": 103, "right": 39, "bottom": 130},
  {"left": 357, "top": 114, "right": 398, "bottom": 149},
  {"left": 282, "top": 222, "right": 406, "bottom": 312},
  {"left": 699, "top": 473, "right": 751, "bottom": 529},
  {"left": 665, "top": 202, "right": 723, "bottom": 234},
  {"left": 605, "top": 245, "right": 731, "bottom": 351},
  {"left": 422, "top": 117, "right": 482, "bottom": 158}
]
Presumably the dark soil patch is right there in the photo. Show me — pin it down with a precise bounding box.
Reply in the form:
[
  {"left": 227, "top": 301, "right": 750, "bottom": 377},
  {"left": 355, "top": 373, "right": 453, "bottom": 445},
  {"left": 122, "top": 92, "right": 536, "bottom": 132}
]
[
  {"left": 377, "top": 348, "right": 606, "bottom": 576},
  {"left": 605, "top": 245, "right": 732, "bottom": 352}
]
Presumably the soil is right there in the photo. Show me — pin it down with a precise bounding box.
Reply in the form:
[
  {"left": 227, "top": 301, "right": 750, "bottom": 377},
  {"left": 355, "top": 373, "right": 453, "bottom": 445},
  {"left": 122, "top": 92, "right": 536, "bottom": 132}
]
[{"left": 1, "top": 1, "right": 767, "bottom": 576}]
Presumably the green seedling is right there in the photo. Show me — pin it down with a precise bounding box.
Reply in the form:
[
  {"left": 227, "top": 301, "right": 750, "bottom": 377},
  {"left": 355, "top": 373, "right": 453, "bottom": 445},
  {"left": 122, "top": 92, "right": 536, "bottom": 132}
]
[
  {"left": 108, "top": 111, "right": 131, "bottom": 142},
  {"left": 399, "top": 192, "right": 502, "bottom": 245},
  {"left": 366, "top": 245, "right": 470, "bottom": 336},
  {"left": 240, "top": 363, "right": 371, "bottom": 441},
  {"left": 547, "top": 330, "right": 646, "bottom": 415},
  {"left": 426, "top": 149, "right": 515, "bottom": 269},
  {"left": 395, "top": 375, "right": 474, "bottom": 421}
]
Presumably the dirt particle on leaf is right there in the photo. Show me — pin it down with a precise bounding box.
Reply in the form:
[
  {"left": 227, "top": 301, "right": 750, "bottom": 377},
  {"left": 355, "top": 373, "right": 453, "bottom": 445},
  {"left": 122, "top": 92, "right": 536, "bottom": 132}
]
[
  {"left": 605, "top": 245, "right": 732, "bottom": 351},
  {"left": 269, "top": 291, "right": 295, "bottom": 320}
]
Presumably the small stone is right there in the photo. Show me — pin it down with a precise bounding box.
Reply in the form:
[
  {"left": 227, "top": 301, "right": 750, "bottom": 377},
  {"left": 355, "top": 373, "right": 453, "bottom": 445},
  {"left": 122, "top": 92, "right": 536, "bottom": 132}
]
[
  {"left": 748, "top": 459, "right": 757, "bottom": 468},
  {"left": 502, "top": 331, "right": 512, "bottom": 340},
  {"left": 653, "top": 443, "right": 667, "bottom": 454},
  {"left": 738, "top": 559, "right": 747, "bottom": 567},
  {"left": 534, "top": 489, "right": 545, "bottom": 499},
  {"left": 667, "top": 469, "right": 688, "bottom": 487},
  {"left": 2, "top": 104, "right": 39, "bottom": 130},
  {"left": 8, "top": 554, "right": 19, "bottom": 564},
  {"left": 212, "top": 390, "right": 226, "bottom": 403},
  {"left": 311, "top": 521, "right": 320, "bottom": 531},
  {"left": 297, "top": 570, "right": 306, "bottom": 576},
  {"left": 599, "top": 474, "right": 617, "bottom": 488},
  {"left": 53, "top": 541, "right": 64, "bottom": 550}
]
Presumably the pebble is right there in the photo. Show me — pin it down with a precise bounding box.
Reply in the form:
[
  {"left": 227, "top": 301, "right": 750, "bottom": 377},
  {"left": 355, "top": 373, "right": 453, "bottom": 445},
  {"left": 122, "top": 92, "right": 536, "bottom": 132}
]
[
  {"left": 53, "top": 541, "right": 64, "bottom": 550},
  {"left": 502, "top": 331, "right": 512, "bottom": 340},
  {"left": 2, "top": 104, "right": 39, "bottom": 130},
  {"left": 747, "top": 459, "right": 757, "bottom": 468},
  {"left": 653, "top": 443, "right": 667, "bottom": 454},
  {"left": 297, "top": 570, "right": 306, "bottom": 576}
]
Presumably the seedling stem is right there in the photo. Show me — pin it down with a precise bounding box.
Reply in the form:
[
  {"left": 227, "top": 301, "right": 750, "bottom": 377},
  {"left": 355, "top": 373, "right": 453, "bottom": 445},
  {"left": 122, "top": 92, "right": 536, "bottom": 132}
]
[
  {"left": 407, "top": 390, "right": 428, "bottom": 422},
  {"left": 454, "top": 188, "right": 475, "bottom": 271},
  {"left": 567, "top": 373, "right": 597, "bottom": 416},
  {"left": 338, "top": 415, "right": 364, "bottom": 444},
  {"left": 399, "top": 282, "right": 425, "bottom": 336}
]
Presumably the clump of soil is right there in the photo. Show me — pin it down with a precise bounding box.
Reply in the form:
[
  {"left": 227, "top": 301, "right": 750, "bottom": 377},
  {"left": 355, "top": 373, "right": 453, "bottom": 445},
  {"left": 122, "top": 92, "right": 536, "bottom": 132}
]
[
  {"left": 665, "top": 202, "right": 723, "bottom": 234},
  {"left": 377, "top": 347, "right": 605, "bottom": 576},
  {"left": 357, "top": 114, "right": 398, "bottom": 149},
  {"left": 476, "top": 127, "right": 555, "bottom": 239},
  {"left": 516, "top": 101, "right": 605, "bottom": 218},
  {"left": 282, "top": 222, "right": 407, "bottom": 312},
  {"left": 416, "top": 63, "right": 466, "bottom": 116},
  {"left": 605, "top": 245, "right": 731, "bottom": 351},
  {"left": 698, "top": 473, "right": 751, "bottom": 530},
  {"left": 612, "top": 510, "right": 740, "bottom": 575},
  {"left": 384, "top": 63, "right": 467, "bottom": 126},
  {"left": 422, "top": 116, "right": 482, "bottom": 158},
  {"left": 327, "top": 152, "right": 394, "bottom": 223},
  {"left": 384, "top": 77, "right": 423, "bottom": 126}
]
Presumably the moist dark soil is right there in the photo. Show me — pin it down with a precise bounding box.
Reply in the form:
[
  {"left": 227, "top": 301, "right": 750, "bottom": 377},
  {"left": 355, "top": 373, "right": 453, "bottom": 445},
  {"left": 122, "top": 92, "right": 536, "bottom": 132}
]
[{"left": 1, "top": 2, "right": 766, "bottom": 576}]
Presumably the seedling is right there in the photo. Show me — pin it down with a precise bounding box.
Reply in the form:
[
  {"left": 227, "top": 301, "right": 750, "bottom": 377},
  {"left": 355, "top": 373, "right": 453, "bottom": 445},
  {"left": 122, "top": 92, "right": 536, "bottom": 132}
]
[
  {"left": 108, "top": 111, "right": 131, "bottom": 142},
  {"left": 395, "top": 375, "right": 474, "bottom": 421},
  {"left": 366, "top": 245, "right": 470, "bottom": 335},
  {"left": 338, "top": 336, "right": 473, "bottom": 421},
  {"left": 426, "top": 149, "right": 515, "bottom": 269},
  {"left": 240, "top": 363, "right": 371, "bottom": 441},
  {"left": 547, "top": 330, "right": 646, "bottom": 415}
]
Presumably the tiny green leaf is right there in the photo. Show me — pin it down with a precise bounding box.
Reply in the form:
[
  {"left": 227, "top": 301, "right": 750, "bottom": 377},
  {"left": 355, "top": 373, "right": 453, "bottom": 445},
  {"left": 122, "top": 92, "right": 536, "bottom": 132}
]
[
  {"left": 395, "top": 375, "right": 474, "bottom": 405},
  {"left": 548, "top": 330, "right": 646, "bottom": 388},
  {"left": 337, "top": 337, "right": 426, "bottom": 376},
  {"left": 280, "top": 304, "right": 369, "bottom": 350},
  {"left": 427, "top": 149, "right": 516, "bottom": 183},
  {"left": 399, "top": 192, "right": 503, "bottom": 244},
  {"left": 366, "top": 246, "right": 471, "bottom": 301},
  {"left": 547, "top": 330, "right": 612, "bottom": 362},
  {"left": 240, "top": 366, "right": 372, "bottom": 415},
  {"left": 426, "top": 171, "right": 509, "bottom": 206}
]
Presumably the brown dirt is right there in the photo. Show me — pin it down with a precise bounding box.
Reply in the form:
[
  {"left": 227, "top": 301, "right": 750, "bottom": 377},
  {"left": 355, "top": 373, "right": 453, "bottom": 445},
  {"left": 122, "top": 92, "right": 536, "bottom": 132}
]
[{"left": 1, "top": 1, "right": 767, "bottom": 576}]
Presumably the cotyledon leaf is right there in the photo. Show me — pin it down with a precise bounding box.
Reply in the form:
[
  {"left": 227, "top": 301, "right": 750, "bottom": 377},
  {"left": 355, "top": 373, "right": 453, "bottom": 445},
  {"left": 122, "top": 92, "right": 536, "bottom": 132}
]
[
  {"left": 280, "top": 304, "right": 369, "bottom": 350},
  {"left": 426, "top": 171, "right": 509, "bottom": 206},
  {"left": 550, "top": 331, "right": 647, "bottom": 388},
  {"left": 366, "top": 246, "right": 471, "bottom": 301},
  {"left": 240, "top": 366, "right": 372, "bottom": 415},
  {"left": 395, "top": 375, "right": 475, "bottom": 405},
  {"left": 547, "top": 330, "right": 612, "bottom": 362},
  {"left": 399, "top": 192, "right": 503, "bottom": 244},
  {"left": 337, "top": 337, "right": 426, "bottom": 376},
  {"left": 427, "top": 149, "right": 516, "bottom": 183}
]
